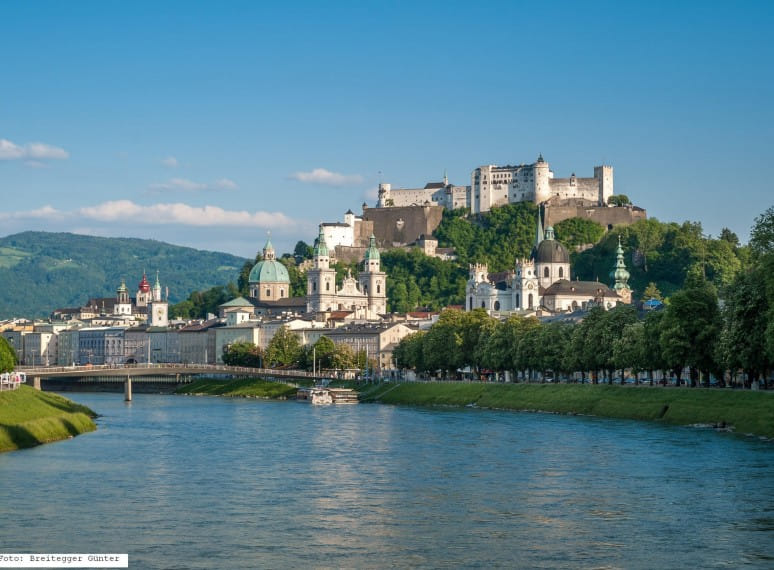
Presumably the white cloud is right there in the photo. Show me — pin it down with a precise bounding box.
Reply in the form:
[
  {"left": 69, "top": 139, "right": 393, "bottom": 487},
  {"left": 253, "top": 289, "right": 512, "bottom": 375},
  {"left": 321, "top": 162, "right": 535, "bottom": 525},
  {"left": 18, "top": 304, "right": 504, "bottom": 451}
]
[
  {"left": 148, "top": 177, "right": 238, "bottom": 192},
  {"left": 161, "top": 156, "right": 179, "bottom": 168},
  {"left": 289, "top": 168, "right": 364, "bottom": 186},
  {"left": 0, "top": 138, "right": 69, "bottom": 161}
]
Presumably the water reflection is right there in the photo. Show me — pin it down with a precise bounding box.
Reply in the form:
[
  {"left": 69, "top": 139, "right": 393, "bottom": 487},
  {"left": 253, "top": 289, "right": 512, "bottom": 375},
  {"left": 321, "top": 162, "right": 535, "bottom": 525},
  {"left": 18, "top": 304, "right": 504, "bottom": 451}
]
[{"left": 0, "top": 395, "right": 772, "bottom": 568}]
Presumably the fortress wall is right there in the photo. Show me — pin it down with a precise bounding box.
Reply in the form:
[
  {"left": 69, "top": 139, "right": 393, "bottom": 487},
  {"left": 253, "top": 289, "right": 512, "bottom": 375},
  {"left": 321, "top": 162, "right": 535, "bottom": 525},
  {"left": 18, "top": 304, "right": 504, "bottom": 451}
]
[
  {"left": 544, "top": 204, "right": 647, "bottom": 229},
  {"left": 548, "top": 178, "right": 600, "bottom": 202},
  {"left": 363, "top": 205, "right": 445, "bottom": 248}
]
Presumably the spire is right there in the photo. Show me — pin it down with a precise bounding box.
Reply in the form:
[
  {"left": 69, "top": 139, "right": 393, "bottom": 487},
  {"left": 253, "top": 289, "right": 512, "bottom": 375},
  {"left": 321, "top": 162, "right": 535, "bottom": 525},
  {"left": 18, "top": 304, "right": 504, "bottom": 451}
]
[
  {"left": 365, "top": 234, "right": 380, "bottom": 262},
  {"left": 443, "top": 169, "right": 448, "bottom": 186},
  {"left": 263, "top": 231, "right": 276, "bottom": 261},
  {"left": 314, "top": 226, "right": 329, "bottom": 257},
  {"left": 535, "top": 207, "right": 544, "bottom": 248},
  {"left": 610, "top": 236, "right": 631, "bottom": 291}
]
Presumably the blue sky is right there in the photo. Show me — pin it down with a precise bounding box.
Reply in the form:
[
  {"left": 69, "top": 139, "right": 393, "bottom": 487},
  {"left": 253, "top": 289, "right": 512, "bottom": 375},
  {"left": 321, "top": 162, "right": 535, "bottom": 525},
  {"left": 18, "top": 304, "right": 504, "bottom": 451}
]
[{"left": 1, "top": 1, "right": 772, "bottom": 258}]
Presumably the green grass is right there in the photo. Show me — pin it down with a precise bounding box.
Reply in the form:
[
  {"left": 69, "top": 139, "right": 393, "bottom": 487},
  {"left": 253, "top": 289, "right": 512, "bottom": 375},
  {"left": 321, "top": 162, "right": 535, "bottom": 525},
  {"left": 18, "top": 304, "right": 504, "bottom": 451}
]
[
  {"left": 0, "top": 246, "right": 31, "bottom": 269},
  {"left": 0, "top": 386, "right": 97, "bottom": 452},
  {"left": 361, "top": 383, "right": 774, "bottom": 439},
  {"left": 177, "top": 378, "right": 298, "bottom": 399}
]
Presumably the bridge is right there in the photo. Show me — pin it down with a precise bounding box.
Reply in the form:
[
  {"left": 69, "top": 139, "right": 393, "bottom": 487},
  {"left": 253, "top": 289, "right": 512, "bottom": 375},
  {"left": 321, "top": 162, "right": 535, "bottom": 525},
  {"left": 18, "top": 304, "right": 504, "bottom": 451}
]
[{"left": 17, "top": 363, "right": 326, "bottom": 401}]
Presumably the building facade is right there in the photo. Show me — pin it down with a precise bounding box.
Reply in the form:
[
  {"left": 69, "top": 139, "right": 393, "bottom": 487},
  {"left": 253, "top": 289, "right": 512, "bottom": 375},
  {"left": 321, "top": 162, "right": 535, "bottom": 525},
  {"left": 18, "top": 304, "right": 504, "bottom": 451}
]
[{"left": 471, "top": 155, "right": 613, "bottom": 214}]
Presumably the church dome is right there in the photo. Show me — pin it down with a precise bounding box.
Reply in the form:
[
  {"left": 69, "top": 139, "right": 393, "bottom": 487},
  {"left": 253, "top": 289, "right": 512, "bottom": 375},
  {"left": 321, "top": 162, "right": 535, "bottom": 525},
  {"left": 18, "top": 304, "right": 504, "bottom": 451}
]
[
  {"left": 248, "top": 259, "right": 290, "bottom": 284},
  {"left": 534, "top": 226, "right": 570, "bottom": 264}
]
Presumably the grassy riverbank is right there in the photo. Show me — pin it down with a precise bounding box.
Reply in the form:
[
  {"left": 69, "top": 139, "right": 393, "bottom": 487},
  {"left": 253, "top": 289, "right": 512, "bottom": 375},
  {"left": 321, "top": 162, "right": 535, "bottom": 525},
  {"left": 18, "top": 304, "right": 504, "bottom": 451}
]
[
  {"left": 360, "top": 383, "right": 774, "bottom": 439},
  {"left": 0, "top": 386, "right": 97, "bottom": 452},
  {"left": 177, "top": 378, "right": 298, "bottom": 399}
]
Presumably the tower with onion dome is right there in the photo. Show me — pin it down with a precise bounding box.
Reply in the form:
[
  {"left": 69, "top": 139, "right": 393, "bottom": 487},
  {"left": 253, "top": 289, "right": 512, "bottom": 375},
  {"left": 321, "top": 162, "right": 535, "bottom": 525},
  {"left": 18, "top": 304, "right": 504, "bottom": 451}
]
[
  {"left": 610, "top": 236, "right": 632, "bottom": 304},
  {"left": 358, "top": 234, "right": 387, "bottom": 316},
  {"left": 306, "top": 227, "right": 337, "bottom": 313}
]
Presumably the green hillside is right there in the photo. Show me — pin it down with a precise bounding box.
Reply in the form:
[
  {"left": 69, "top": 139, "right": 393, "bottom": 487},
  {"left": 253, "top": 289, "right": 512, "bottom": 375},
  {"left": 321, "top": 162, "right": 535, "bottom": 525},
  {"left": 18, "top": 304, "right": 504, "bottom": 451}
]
[{"left": 0, "top": 232, "right": 247, "bottom": 319}]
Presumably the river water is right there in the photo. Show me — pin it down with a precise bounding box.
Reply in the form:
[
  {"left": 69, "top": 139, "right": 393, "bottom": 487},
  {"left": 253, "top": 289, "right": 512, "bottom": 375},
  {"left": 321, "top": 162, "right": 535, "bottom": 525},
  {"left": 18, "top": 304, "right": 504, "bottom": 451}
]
[{"left": 1, "top": 393, "right": 773, "bottom": 569}]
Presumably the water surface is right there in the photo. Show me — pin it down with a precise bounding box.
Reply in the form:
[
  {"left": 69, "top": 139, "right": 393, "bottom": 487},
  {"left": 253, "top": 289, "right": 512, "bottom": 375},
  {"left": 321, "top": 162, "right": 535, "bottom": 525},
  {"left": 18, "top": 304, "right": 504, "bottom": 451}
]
[{"left": 1, "top": 394, "right": 773, "bottom": 568}]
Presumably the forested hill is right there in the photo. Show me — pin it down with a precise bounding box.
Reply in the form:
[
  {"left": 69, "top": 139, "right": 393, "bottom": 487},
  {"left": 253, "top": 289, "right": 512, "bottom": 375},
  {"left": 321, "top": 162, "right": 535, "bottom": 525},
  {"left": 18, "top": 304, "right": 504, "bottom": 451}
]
[{"left": 0, "top": 232, "right": 247, "bottom": 319}]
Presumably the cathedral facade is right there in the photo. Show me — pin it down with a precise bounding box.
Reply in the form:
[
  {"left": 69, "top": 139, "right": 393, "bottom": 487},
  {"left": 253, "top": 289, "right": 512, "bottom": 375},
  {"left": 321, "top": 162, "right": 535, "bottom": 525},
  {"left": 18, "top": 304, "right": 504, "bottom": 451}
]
[{"left": 306, "top": 228, "right": 386, "bottom": 319}]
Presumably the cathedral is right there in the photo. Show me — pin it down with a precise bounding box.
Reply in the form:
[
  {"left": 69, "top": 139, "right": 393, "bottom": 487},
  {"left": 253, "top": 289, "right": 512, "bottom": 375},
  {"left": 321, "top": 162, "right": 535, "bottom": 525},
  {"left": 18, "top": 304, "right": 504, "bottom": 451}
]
[
  {"left": 466, "top": 211, "right": 631, "bottom": 315},
  {"left": 306, "top": 228, "right": 386, "bottom": 319},
  {"left": 243, "top": 229, "right": 387, "bottom": 320}
]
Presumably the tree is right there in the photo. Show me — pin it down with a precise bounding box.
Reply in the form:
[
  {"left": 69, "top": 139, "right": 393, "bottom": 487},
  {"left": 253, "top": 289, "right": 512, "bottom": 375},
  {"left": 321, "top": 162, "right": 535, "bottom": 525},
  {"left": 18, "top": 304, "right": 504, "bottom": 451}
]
[
  {"left": 643, "top": 282, "right": 662, "bottom": 301},
  {"left": 222, "top": 341, "right": 263, "bottom": 368},
  {"left": 607, "top": 194, "right": 631, "bottom": 206},
  {"left": 750, "top": 206, "right": 774, "bottom": 259},
  {"left": 660, "top": 274, "right": 721, "bottom": 386},
  {"left": 721, "top": 268, "right": 771, "bottom": 386},
  {"left": 0, "top": 337, "right": 16, "bottom": 373},
  {"left": 612, "top": 322, "right": 646, "bottom": 380},
  {"left": 554, "top": 218, "right": 605, "bottom": 249},
  {"left": 293, "top": 240, "right": 314, "bottom": 260},
  {"left": 264, "top": 326, "right": 302, "bottom": 368},
  {"left": 423, "top": 309, "right": 464, "bottom": 377}
]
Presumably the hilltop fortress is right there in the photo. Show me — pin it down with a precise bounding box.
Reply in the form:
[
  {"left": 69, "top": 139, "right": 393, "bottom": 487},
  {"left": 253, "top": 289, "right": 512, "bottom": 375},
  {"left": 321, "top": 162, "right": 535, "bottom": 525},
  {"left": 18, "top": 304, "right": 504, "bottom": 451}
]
[{"left": 319, "top": 155, "right": 646, "bottom": 259}]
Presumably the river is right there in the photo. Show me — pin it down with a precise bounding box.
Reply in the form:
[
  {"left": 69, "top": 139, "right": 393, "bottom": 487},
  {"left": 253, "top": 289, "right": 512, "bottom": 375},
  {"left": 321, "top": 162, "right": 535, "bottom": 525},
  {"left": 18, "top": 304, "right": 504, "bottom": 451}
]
[{"left": 1, "top": 393, "right": 773, "bottom": 569}]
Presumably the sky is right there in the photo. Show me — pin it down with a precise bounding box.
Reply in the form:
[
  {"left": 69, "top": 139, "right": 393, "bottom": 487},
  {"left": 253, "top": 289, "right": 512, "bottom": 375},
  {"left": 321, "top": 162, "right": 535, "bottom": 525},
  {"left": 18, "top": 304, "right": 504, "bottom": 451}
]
[{"left": 1, "top": 1, "right": 772, "bottom": 259}]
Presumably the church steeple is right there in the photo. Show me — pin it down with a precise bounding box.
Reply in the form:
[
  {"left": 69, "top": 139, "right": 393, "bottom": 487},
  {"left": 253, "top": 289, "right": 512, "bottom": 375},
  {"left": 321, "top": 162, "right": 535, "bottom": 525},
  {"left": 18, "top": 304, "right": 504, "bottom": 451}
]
[
  {"left": 263, "top": 233, "right": 276, "bottom": 261},
  {"left": 610, "top": 236, "right": 632, "bottom": 304},
  {"left": 535, "top": 207, "right": 545, "bottom": 248}
]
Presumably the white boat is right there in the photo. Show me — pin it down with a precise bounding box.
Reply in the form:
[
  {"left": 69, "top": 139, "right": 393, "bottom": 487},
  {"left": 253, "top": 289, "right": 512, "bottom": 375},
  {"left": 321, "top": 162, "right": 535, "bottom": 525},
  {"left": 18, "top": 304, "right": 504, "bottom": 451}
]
[{"left": 296, "top": 386, "right": 358, "bottom": 405}]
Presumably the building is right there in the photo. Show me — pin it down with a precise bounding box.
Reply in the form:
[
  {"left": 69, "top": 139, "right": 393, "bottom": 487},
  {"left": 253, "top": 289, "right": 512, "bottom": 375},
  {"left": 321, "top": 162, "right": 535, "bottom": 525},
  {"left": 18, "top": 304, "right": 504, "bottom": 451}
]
[
  {"left": 471, "top": 155, "right": 613, "bottom": 214},
  {"left": 306, "top": 228, "right": 386, "bottom": 319},
  {"left": 376, "top": 173, "right": 470, "bottom": 211},
  {"left": 325, "top": 322, "right": 416, "bottom": 372},
  {"left": 248, "top": 238, "right": 291, "bottom": 302},
  {"left": 466, "top": 212, "right": 631, "bottom": 315}
]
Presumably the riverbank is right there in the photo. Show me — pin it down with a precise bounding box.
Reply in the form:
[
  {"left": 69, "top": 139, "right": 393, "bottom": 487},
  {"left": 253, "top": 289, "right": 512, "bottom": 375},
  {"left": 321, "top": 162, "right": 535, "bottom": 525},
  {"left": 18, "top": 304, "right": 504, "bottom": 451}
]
[
  {"left": 0, "top": 386, "right": 97, "bottom": 452},
  {"left": 177, "top": 378, "right": 298, "bottom": 399},
  {"left": 359, "top": 382, "right": 774, "bottom": 439}
]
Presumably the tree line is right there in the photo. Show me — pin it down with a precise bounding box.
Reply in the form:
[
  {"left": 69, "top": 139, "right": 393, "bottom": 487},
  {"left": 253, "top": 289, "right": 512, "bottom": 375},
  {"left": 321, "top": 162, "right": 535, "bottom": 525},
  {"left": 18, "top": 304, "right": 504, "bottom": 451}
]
[
  {"left": 222, "top": 327, "right": 376, "bottom": 373},
  {"left": 394, "top": 206, "right": 774, "bottom": 387}
]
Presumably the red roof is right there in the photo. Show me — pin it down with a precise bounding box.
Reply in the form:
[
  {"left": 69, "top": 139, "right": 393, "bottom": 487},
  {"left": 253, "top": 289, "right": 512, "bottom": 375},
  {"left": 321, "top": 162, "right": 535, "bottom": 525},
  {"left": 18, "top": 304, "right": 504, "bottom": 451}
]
[{"left": 138, "top": 273, "right": 151, "bottom": 292}]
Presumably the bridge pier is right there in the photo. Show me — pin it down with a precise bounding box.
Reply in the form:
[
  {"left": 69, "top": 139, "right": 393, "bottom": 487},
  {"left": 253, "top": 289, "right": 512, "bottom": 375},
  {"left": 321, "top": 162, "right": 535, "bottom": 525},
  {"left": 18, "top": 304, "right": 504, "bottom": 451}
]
[
  {"left": 33, "top": 376, "right": 41, "bottom": 391},
  {"left": 124, "top": 377, "right": 132, "bottom": 401}
]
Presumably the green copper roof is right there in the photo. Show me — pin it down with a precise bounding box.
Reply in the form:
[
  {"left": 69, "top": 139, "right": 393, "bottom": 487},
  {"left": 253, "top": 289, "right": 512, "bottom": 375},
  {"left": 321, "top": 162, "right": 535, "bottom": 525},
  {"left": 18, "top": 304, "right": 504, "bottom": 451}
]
[
  {"left": 365, "top": 234, "right": 380, "bottom": 261},
  {"left": 220, "top": 296, "right": 255, "bottom": 308},
  {"left": 610, "top": 236, "right": 631, "bottom": 290},
  {"left": 314, "top": 227, "right": 329, "bottom": 257},
  {"left": 248, "top": 259, "right": 290, "bottom": 284},
  {"left": 117, "top": 278, "right": 128, "bottom": 293}
]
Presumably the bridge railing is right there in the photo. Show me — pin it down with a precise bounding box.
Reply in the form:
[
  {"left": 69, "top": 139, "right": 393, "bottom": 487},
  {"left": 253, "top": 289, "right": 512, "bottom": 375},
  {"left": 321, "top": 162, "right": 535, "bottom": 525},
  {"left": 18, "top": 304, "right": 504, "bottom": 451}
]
[{"left": 16, "top": 363, "right": 330, "bottom": 379}]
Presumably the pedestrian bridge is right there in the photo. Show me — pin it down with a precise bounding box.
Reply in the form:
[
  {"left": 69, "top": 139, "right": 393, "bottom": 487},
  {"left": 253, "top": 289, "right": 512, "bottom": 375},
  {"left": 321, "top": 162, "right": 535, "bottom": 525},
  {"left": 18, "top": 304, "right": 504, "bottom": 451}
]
[
  {"left": 18, "top": 363, "right": 319, "bottom": 380},
  {"left": 16, "top": 363, "right": 325, "bottom": 400}
]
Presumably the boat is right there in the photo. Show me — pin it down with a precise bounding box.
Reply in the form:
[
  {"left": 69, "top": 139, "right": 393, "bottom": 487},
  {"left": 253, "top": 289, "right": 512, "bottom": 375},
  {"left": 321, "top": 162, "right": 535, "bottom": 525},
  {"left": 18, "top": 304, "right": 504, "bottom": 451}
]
[{"left": 296, "top": 386, "right": 358, "bottom": 405}]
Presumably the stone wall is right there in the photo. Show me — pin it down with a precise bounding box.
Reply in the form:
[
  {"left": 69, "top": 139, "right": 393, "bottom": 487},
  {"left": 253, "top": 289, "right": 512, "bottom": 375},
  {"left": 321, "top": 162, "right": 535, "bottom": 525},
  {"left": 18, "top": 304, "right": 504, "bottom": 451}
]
[
  {"left": 544, "top": 199, "right": 647, "bottom": 229},
  {"left": 362, "top": 205, "right": 445, "bottom": 248}
]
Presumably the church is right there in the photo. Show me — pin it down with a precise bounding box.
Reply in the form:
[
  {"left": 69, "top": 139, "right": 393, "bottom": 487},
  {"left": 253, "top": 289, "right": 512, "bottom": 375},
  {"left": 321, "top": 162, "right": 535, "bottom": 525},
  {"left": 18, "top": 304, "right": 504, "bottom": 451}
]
[
  {"left": 466, "top": 212, "right": 631, "bottom": 315},
  {"left": 243, "top": 229, "right": 387, "bottom": 320}
]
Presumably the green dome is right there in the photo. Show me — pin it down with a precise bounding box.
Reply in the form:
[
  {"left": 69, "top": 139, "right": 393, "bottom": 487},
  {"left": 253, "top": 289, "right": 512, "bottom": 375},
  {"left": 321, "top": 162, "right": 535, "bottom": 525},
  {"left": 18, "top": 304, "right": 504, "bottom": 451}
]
[{"left": 248, "top": 259, "right": 290, "bottom": 284}]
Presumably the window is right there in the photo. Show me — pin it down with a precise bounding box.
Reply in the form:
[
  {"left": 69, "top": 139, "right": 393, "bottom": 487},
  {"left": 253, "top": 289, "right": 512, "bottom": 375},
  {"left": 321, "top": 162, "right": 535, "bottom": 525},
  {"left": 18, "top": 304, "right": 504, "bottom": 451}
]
[
  {"left": 544, "top": 267, "right": 549, "bottom": 278},
  {"left": 313, "top": 282, "right": 317, "bottom": 292},
  {"left": 516, "top": 293, "right": 520, "bottom": 308},
  {"left": 469, "top": 297, "right": 473, "bottom": 310},
  {"left": 481, "top": 301, "right": 485, "bottom": 308},
  {"left": 280, "top": 288, "right": 285, "bottom": 297},
  {"left": 377, "top": 284, "right": 381, "bottom": 293},
  {"left": 559, "top": 267, "right": 564, "bottom": 278},
  {"left": 494, "top": 301, "right": 500, "bottom": 311},
  {"left": 266, "top": 289, "right": 271, "bottom": 297},
  {"left": 326, "top": 282, "right": 330, "bottom": 291},
  {"left": 528, "top": 293, "right": 534, "bottom": 308}
]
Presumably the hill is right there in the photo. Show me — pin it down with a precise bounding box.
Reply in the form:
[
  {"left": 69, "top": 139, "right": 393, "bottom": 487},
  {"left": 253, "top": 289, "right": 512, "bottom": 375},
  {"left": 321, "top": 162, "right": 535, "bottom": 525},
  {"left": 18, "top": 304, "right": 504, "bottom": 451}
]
[{"left": 0, "top": 232, "right": 247, "bottom": 319}]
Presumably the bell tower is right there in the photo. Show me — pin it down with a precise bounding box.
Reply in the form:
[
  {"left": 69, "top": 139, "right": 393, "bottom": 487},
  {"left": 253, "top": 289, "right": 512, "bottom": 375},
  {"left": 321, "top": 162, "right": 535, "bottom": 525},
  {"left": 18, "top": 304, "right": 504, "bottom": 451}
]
[
  {"left": 359, "top": 234, "right": 386, "bottom": 316},
  {"left": 306, "top": 226, "right": 337, "bottom": 313}
]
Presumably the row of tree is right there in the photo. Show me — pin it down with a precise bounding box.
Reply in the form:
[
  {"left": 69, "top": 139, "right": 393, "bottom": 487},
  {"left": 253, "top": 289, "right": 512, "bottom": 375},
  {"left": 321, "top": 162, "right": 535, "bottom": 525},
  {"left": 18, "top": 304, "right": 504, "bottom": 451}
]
[
  {"left": 222, "top": 328, "right": 376, "bottom": 373},
  {"left": 394, "top": 205, "right": 774, "bottom": 386}
]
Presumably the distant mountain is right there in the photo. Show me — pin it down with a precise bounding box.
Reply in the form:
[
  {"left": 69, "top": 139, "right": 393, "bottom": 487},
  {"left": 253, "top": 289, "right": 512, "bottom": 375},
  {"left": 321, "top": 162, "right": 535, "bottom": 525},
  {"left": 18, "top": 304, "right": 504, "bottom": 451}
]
[{"left": 0, "top": 232, "right": 248, "bottom": 319}]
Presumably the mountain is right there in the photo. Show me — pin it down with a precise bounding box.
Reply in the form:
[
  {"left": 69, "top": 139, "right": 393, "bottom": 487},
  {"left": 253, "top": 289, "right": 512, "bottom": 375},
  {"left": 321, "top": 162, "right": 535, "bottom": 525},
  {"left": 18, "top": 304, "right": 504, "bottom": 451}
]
[{"left": 0, "top": 232, "right": 248, "bottom": 319}]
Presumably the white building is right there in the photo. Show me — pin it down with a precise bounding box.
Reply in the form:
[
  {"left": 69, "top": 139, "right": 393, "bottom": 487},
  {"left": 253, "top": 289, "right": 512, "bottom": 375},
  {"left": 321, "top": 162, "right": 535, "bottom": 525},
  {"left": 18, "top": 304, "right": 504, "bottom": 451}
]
[
  {"left": 306, "top": 229, "right": 387, "bottom": 319},
  {"left": 471, "top": 155, "right": 613, "bottom": 214},
  {"left": 376, "top": 173, "right": 470, "bottom": 211},
  {"left": 466, "top": 214, "right": 629, "bottom": 315}
]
